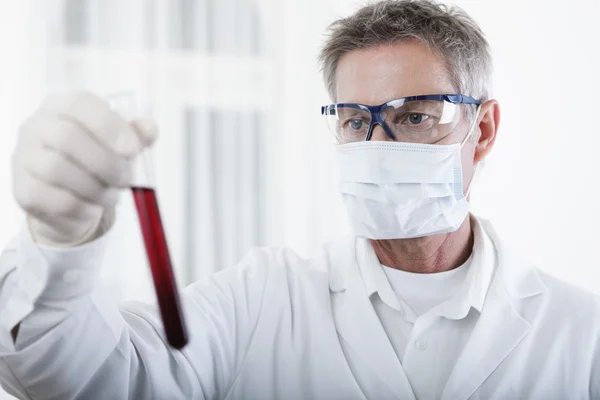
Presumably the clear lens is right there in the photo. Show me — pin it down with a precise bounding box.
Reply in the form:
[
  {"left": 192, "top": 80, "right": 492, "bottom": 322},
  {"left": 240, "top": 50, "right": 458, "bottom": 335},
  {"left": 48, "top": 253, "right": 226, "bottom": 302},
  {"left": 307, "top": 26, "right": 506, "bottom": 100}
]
[
  {"left": 325, "top": 104, "right": 372, "bottom": 144},
  {"left": 381, "top": 99, "right": 461, "bottom": 143},
  {"left": 325, "top": 99, "right": 467, "bottom": 144}
]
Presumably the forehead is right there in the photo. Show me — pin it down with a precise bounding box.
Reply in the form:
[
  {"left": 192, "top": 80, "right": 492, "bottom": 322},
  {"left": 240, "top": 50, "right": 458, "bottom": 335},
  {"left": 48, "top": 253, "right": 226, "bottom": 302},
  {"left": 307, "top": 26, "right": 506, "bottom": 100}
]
[{"left": 335, "top": 41, "right": 456, "bottom": 105}]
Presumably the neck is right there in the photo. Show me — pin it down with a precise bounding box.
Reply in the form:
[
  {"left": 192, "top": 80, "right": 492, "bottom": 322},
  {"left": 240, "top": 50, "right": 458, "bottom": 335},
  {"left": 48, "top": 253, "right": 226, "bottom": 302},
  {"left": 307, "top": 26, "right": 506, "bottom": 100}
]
[{"left": 371, "top": 216, "right": 474, "bottom": 274}]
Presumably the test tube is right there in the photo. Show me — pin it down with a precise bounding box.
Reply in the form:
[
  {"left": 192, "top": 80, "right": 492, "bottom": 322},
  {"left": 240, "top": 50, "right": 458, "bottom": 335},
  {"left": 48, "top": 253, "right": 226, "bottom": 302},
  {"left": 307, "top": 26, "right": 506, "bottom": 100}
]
[{"left": 107, "top": 93, "right": 189, "bottom": 349}]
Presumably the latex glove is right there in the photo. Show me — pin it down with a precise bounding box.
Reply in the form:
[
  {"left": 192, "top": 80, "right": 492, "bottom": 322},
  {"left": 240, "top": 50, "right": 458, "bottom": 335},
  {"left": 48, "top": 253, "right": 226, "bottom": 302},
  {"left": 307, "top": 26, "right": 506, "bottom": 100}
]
[{"left": 12, "top": 91, "right": 158, "bottom": 247}]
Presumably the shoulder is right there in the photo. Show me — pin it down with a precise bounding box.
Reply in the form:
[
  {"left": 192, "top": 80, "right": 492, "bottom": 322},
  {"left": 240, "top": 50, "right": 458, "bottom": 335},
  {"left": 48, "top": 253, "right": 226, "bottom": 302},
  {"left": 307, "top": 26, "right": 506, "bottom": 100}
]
[
  {"left": 480, "top": 216, "right": 600, "bottom": 321},
  {"left": 481, "top": 217, "right": 600, "bottom": 338},
  {"left": 533, "top": 268, "right": 600, "bottom": 318},
  {"left": 529, "top": 269, "right": 600, "bottom": 378},
  {"left": 509, "top": 266, "right": 600, "bottom": 350},
  {"left": 197, "top": 236, "right": 356, "bottom": 292}
]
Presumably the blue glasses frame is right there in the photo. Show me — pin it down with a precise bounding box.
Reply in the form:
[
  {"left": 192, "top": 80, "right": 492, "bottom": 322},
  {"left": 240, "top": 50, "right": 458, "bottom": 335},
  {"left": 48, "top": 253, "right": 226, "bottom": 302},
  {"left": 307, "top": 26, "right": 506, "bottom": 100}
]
[{"left": 321, "top": 94, "right": 481, "bottom": 141}]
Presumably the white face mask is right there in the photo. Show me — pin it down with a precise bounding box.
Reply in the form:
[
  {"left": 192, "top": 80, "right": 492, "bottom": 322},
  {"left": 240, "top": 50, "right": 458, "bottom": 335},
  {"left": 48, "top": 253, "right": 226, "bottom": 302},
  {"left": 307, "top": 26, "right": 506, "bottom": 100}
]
[{"left": 336, "top": 108, "right": 480, "bottom": 240}]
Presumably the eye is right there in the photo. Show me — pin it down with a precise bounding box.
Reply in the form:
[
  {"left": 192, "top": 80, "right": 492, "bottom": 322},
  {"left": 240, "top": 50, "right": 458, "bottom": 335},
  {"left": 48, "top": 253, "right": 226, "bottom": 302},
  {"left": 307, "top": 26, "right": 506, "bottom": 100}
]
[
  {"left": 348, "top": 119, "right": 364, "bottom": 130},
  {"left": 406, "top": 114, "right": 429, "bottom": 125}
]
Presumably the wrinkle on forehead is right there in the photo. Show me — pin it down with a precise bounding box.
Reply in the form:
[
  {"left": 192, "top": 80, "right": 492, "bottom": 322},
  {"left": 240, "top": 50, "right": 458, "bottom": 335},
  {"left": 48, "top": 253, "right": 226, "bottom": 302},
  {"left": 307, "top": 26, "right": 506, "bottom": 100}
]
[{"left": 335, "top": 41, "right": 456, "bottom": 106}]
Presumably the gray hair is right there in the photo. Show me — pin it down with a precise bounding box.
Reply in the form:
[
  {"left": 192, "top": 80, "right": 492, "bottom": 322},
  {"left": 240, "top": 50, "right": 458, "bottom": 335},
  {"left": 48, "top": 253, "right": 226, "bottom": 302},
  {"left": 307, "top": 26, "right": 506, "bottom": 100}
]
[{"left": 318, "top": 0, "right": 492, "bottom": 103}]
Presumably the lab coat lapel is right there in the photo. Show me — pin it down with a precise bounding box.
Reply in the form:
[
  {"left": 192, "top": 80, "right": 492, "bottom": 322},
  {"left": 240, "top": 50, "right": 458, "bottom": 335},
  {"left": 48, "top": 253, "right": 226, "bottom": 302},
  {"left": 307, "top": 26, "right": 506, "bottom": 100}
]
[
  {"left": 440, "top": 284, "right": 531, "bottom": 400},
  {"left": 440, "top": 219, "right": 546, "bottom": 400},
  {"left": 330, "top": 238, "right": 416, "bottom": 400}
]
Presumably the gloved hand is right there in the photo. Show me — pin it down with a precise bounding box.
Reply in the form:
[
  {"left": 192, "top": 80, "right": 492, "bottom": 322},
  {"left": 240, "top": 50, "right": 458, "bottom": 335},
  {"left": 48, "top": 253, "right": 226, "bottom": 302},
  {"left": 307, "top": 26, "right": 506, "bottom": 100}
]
[{"left": 11, "top": 91, "right": 158, "bottom": 247}]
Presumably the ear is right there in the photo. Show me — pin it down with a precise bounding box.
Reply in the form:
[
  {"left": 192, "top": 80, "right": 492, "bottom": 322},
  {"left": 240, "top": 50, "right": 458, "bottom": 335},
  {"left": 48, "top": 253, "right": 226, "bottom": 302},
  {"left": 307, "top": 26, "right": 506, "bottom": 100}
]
[{"left": 474, "top": 99, "right": 500, "bottom": 163}]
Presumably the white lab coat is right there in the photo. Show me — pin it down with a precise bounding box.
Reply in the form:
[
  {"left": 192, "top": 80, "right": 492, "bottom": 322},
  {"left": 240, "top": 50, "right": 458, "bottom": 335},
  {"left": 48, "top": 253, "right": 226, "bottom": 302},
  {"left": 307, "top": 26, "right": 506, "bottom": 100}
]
[{"left": 0, "top": 217, "right": 599, "bottom": 399}]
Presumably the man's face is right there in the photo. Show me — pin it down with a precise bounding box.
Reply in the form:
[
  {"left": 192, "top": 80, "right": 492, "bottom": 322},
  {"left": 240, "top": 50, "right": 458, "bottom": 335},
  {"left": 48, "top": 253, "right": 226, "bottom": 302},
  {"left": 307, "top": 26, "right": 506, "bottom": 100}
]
[{"left": 335, "top": 41, "right": 481, "bottom": 192}]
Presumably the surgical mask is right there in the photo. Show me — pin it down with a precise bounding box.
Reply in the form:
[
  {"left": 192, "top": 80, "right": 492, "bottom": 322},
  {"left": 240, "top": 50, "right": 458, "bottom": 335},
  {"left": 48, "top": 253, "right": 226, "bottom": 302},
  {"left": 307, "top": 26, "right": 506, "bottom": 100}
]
[{"left": 336, "top": 108, "right": 480, "bottom": 240}]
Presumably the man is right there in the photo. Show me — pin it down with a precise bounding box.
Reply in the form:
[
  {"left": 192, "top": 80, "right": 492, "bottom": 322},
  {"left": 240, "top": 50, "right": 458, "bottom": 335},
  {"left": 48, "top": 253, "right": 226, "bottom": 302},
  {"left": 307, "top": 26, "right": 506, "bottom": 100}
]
[{"left": 0, "top": 0, "right": 598, "bottom": 399}]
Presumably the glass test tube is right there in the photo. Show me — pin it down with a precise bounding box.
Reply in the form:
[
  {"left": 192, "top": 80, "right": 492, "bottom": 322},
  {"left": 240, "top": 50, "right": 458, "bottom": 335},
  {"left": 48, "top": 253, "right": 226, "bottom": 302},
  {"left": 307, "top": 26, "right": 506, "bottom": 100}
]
[{"left": 107, "top": 93, "right": 189, "bottom": 349}]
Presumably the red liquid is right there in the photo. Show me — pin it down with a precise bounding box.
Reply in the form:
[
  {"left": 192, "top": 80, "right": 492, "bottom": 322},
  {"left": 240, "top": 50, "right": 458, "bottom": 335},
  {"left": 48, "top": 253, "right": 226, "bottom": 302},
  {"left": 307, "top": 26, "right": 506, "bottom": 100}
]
[{"left": 132, "top": 187, "right": 189, "bottom": 349}]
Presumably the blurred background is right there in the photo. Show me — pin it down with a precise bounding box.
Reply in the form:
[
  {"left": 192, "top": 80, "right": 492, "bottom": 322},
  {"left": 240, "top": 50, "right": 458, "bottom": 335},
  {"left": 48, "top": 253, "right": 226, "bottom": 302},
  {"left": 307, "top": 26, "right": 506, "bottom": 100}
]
[{"left": 0, "top": 1, "right": 599, "bottom": 395}]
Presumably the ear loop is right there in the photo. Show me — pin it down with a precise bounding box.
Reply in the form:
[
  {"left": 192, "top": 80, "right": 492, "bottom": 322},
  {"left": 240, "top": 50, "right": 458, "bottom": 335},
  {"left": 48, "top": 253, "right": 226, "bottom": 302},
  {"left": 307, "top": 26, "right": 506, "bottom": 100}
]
[{"left": 461, "top": 105, "right": 482, "bottom": 197}]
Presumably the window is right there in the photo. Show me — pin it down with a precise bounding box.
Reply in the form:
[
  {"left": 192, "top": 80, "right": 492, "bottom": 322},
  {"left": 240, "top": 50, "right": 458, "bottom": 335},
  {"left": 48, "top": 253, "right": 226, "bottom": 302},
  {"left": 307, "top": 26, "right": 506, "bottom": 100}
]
[{"left": 44, "top": 0, "right": 274, "bottom": 299}]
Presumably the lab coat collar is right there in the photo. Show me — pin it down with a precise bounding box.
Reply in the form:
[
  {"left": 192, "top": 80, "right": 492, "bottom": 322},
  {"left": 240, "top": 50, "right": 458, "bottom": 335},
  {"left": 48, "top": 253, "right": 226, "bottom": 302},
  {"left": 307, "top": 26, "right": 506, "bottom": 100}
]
[
  {"left": 439, "top": 221, "right": 547, "bottom": 400},
  {"left": 430, "top": 216, "right": 495, "bottom": 319},
  {"left": 357, "top": 215, "right": 495, "bottom": 320},
  {"left": 328, "top": 237, "right": 417, "bottom": 399},
  {"left": 328, "top": 216, "right": 548, "bottom": 400},
  {"left": 479, "top": 218, "right": 547, "bottom": 300},
  {"left": 440, "top": 279, "right": 533, "bottom": 400},
  {"left": 359, "top": 237, "right": 404, "bottom": 312},
  {"left": 331, "top": 216, "right": 547, "bottom": 305}
]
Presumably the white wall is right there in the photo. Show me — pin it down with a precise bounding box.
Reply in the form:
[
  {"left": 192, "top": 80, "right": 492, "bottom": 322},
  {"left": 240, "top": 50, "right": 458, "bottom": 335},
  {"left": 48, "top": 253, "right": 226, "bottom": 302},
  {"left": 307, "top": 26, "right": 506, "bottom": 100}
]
[{"left": 0, "top": 1, "right": 46, "bottom": 248}]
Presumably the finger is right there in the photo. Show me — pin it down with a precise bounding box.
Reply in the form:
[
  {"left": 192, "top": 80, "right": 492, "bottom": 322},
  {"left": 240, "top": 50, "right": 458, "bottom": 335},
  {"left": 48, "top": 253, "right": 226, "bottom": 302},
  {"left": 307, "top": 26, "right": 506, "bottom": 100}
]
[
  {"left": 25, "top": 113, "right": 133, "bottom": 188},
  {"left": 23, "top": 144, "right": 120, "bottom": 209},
  {"left": 14, "top": 168, "right": 101, "bottom": 224},
  {"left": 38, "top": 92, "right": 143, "bottom": 157}
]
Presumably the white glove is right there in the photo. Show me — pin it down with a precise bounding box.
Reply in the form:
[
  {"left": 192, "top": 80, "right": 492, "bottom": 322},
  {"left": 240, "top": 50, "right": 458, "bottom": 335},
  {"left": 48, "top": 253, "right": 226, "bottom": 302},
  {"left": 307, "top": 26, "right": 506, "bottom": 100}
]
[{"left": 12, "top": 91, "right": 158, "bottom": 247}]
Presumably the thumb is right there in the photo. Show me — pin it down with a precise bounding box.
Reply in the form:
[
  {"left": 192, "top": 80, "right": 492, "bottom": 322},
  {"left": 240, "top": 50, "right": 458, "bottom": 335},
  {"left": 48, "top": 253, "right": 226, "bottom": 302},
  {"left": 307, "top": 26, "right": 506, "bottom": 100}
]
[{"left": 130, "top": 118, "right": 159, "bottom": 148}]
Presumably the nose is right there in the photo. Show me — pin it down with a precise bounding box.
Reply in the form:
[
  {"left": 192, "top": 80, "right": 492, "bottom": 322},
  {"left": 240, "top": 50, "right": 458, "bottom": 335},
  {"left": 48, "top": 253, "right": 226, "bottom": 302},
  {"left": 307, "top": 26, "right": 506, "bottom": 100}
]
[{"left": 369, "top": 123, "right": 394, "bottom": 142}]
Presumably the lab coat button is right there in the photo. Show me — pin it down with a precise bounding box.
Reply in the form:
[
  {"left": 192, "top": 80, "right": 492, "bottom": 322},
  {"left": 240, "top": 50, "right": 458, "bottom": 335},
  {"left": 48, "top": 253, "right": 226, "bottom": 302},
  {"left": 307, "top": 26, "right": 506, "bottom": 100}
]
[
  {"left": 415, "top": 339, "right": 428, "bottom": 350},
  {"left": 63, "top": 270, "right": 81, "bottom": 283}
]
